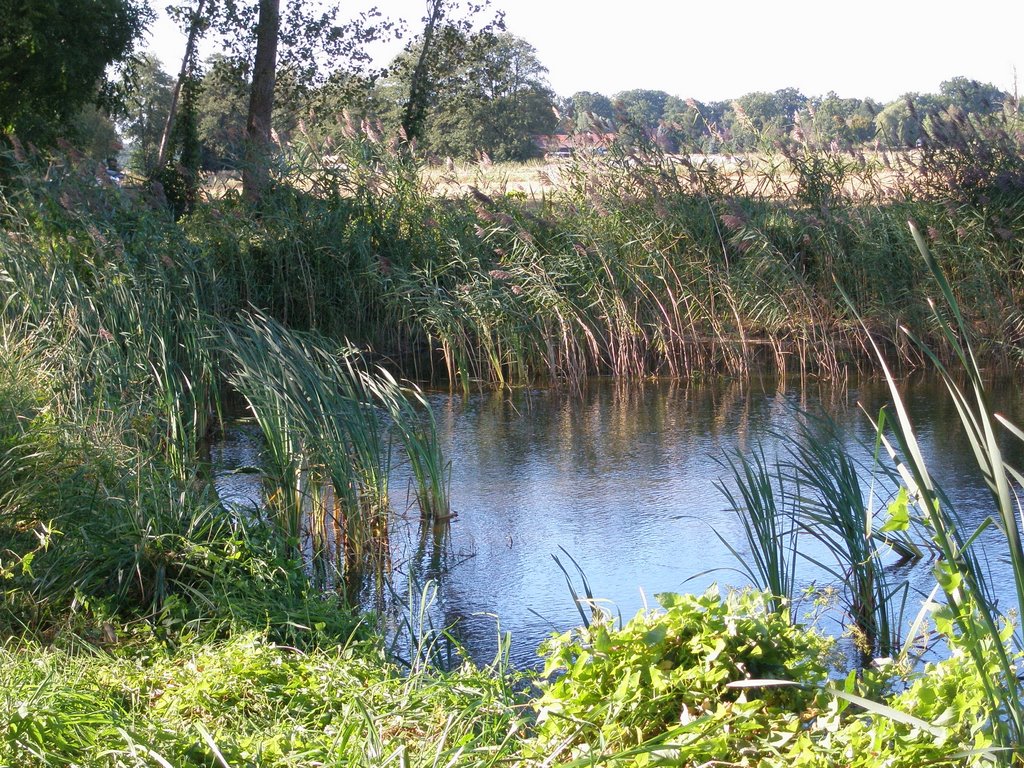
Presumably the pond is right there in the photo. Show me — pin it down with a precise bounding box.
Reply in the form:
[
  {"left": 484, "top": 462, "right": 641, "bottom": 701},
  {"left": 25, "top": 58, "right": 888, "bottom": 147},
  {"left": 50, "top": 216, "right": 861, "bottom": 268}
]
[{"left": 212, "top": 374, "right": 1024, "bottom": 670}]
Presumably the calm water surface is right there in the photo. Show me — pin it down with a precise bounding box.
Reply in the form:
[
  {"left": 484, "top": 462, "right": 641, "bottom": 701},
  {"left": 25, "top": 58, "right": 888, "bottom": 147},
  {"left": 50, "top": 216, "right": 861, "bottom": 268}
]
[{"left": 213, "top": 375, "right": 1024, "bottom": 669}]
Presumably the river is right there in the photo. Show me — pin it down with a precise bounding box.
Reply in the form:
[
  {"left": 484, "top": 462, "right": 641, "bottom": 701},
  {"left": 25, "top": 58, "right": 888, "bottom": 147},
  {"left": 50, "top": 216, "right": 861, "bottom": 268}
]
[{"left": 212, "top": 374, "right": 1024, "bottom": 669}]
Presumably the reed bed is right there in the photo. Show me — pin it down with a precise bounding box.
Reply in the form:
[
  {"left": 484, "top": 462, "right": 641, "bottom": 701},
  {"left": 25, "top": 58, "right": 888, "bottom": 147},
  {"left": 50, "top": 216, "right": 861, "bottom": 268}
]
[
  {"left": 0, "top": 148, "right": 447, "bottom": 621},
  {"left": 221, "top": 310, "right": 449, "bottom": 587},
  {"left": 177, "top": 120, "right": 1023, "bottom": 391}
]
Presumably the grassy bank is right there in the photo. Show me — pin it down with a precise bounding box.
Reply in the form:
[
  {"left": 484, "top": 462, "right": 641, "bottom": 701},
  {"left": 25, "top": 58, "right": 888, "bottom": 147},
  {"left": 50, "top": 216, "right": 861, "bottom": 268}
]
[
  {"left": 2, "top": 121, "right": 1024, "bottom": 764},
  {"left": 2, "top": 589, "right": 1006, "bottom": 766}
]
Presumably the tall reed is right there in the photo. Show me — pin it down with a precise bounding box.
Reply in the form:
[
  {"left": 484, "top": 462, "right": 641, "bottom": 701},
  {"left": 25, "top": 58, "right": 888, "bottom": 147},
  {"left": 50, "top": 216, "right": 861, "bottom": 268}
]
[
  {"left": 221, "top": 311, "right": 450, "bottom": 585},
  {"left": 715, "top": 445, "right": 799, "bottom": 618},
  {"left": 787, "top": 415, "right": 909, "bottom": 659},
  {"left": 853, "top": 222, "right": 1024, "bottom": 758}
]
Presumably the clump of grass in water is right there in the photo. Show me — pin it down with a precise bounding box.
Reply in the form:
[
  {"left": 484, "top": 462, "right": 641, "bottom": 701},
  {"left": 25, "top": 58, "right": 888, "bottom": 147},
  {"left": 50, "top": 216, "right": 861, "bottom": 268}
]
[
  {"left": 221, "top": 311, "right": 450, "bottom": 587},
  {"left": 715, "top": 414, "right": 919, "bottom": 659},
  {"left": 787, "top": 414, "right": 911, "bottom": 660},
  {"left": 714, "top": 444, "right": 799, "bottom": 619}
]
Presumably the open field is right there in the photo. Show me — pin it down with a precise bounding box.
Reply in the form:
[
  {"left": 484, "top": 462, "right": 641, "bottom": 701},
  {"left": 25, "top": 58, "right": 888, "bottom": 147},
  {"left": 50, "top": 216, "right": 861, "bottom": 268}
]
[{"left": 195, "top": 149, "right": 923, "bottom": 202}]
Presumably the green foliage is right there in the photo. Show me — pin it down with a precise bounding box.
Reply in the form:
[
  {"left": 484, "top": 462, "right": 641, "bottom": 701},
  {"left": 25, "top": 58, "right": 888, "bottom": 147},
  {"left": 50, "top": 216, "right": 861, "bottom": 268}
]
[
  {"left": 570, "top": 90, "right": 615, "bottom": 132},
  {"left": 119, "top": 54, "right": 175, "bottom": 175},
  {"left": 195, "top": 54, "right": 250, "bottom": 170},
  {"left": 940, "top": 77, "right": 1007, "bottom": 117},
  {"left": 851, "top": 223, "right": 1024, "bottom": 760},
  {"left": 613, "top": 89, "right": 671, "bottom": 147},
  {"left": 715, "top": 445, "right": 798, "bottom": 618},
  {"left": 728, "top": 88, "right": 807, "bottom": 149},
  {"left": 382, "top": 31, "right": 556, "bottom": 161},
  {"left": 67, "top": 105, "right": 123, "bottom": 161},
  {"left": 0, "top": 0, "right": 150, "bottom": 144},
  {"left": 532, "top": 589, "right": 832, "bottom": 763},
  {"left": 0, "top": 624, "right": 526, "bottom": 766},
  {"left": 2, "top": 78, "right": 1024, "bottom": 768}
]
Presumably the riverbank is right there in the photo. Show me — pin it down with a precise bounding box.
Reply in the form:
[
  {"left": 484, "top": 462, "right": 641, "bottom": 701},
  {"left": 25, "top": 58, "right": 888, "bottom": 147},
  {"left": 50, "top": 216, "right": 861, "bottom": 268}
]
[
  {"left": 2, "top": 585, "right": 997, "bottom": 766},
  {"left": 2, "top": 131, "right": 1024, "bottom": 764}
]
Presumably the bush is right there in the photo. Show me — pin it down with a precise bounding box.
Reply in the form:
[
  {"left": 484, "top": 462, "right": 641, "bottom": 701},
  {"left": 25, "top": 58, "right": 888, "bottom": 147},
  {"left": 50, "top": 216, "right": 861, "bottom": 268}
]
[{"left": 531, "top": 588, "right": 832, "bottom": 763}]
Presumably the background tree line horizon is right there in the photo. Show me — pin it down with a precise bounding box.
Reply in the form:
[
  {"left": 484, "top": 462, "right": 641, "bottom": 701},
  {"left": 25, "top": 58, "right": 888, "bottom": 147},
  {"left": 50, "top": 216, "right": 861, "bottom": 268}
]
[
  {"left": 2, "top": 1, "right": 1018, "bottom": 180},
  {"left": 122, "top": 53, "right": 1019, "bottom": 167}
]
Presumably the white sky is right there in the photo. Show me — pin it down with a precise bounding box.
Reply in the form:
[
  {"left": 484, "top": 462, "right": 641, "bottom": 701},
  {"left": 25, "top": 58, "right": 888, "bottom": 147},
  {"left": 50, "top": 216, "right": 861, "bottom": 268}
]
[{"left": 144, "top": 0, "right": 1023, "bottom": 104}]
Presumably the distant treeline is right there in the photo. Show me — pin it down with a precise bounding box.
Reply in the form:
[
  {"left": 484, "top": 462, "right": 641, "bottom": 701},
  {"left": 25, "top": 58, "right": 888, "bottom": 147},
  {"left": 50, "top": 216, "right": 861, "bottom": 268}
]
[
  {"left": 115, "top": 42, "right": 1016, "bottom": 174},
  {"left": 2, "top": 1, "right": 1015, "bottom": 171}
]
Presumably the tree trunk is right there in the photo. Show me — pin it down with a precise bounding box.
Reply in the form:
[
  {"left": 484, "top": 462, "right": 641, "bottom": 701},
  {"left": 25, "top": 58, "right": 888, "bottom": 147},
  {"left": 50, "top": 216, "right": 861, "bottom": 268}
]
[
  {"left": 243, "top": 0, "right": 280, "bottom": 203},
  {"left": 156, "top": 0, "right": 208, "bottom": 171},
  {"left": 401, "top": 0, "right": 445, "bottom": 145}
]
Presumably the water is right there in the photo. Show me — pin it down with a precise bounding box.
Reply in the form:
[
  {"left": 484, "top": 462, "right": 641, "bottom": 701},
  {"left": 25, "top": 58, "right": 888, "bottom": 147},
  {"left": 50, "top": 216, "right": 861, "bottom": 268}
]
[{"left": 213, "top": 375, "right": 1024, "bottom": 669}]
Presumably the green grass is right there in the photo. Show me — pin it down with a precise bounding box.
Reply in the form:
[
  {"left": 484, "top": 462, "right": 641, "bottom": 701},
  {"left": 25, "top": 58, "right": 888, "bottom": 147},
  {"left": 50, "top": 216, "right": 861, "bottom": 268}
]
[{"left": 0, "top": 587, "right": 1002, "bottom": 767}]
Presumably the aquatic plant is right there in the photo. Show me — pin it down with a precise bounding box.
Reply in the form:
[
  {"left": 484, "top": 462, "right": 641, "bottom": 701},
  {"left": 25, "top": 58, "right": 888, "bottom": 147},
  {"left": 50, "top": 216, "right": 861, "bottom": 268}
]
[
  {"left": 714, "top": 445, "right": 799, "bottom": 618},
  {"left": 787, "top": 414, "right": 909, "bottom": 659},
  {"left": 221, "top": 310, "right": 450, "bottom": 585},
  {"left": 851, "top": 222, "right": 1024, "bottom": 760}
]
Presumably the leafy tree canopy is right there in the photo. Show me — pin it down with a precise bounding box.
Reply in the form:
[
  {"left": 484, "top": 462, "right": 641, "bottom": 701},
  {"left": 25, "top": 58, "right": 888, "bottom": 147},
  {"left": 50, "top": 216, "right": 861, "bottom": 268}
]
[
  {"left": 119, "top": 53, "right": 175, "bottom": 174},
  {"left": 939, "top": 76, "right": 1007, "bottom": 115},
  {"left": 168, "top": 0, "right": 395, "bottom": 102},
  {"left": 613, "top": 89, "right": 670, "bottom": 145},
  {"left": 0, "top": 0, "right": 151, "bottom": 144},
  {"left": 195, "top": 54, "right": 251, "bottom": 169},
  {"left": 569, "top": 91, "right": 614, "bottom": 132},
  {"left": 381, "top": 31, "right": 555, "bottom": 161}
]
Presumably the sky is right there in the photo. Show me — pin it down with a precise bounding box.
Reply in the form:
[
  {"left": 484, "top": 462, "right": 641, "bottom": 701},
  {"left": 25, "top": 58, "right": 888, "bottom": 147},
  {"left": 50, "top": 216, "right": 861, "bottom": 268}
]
[{"left": 144, "top": 0, "right": 1024, "bottom": 104}]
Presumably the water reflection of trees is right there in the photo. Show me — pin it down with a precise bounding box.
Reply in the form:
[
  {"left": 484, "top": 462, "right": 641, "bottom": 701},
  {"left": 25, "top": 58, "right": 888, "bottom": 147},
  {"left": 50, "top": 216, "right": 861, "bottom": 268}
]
[{"left": 384, "top": 375, "right": 1024, "bottom": 668}]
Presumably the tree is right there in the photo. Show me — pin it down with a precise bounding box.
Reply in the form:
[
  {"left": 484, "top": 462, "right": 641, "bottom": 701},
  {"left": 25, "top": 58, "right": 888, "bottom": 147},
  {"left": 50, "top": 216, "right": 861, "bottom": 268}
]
[
  {"left": 120, "top": 54, "right": 175, "bottom": 174},
  {"left": 163, "top": 0, "right": 396, "bottom": 201},
  {"left": 730, "top": 88, "right": 807, "bottom": 148},
  {"left": 874, "top": 93, "right": 946, "bottom": 148},
  {"left": 387, "top": 0, "right": 505, "bottom": 148},
  {"left": 401, "top": 0, "right": 445, "bottom": 143},
  {"left": 803, "top": 92, "right": 873, "bottom": 148},
  {"left": 661, "top": 96, "right": 709, "bottom": 151},
  {"left": 569, "top": 91, "right": 614, "bottom": 132},
  {"left": 69, "top": 106, "right": 123, "bottom": 161},
  {"left": 613, "top": 89, "right": 669, "bottom": 146},
  {"left": 157, "top": 0, "right": 210, "bottom": 169},
  {"left": 195, "top": 55, "right": 249, "bottom": 169},
  {"left": 940, "top": 76, "right": 1006, "bottom": 116},
  {"left": 243, "top": 0, "right": 280, "bottom": 201},
  {"left": 0, "top": 0, "right": 150, "bottom": 144},
  {"left": 381, "top": 31, "right": 555, "bottom": 161}
]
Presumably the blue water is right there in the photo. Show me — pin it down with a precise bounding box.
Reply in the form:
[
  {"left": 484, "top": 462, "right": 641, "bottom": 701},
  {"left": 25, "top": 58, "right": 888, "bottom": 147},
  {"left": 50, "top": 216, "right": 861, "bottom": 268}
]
[{"left": 213, "top": 374, "right": 1024, "bottom": 669}]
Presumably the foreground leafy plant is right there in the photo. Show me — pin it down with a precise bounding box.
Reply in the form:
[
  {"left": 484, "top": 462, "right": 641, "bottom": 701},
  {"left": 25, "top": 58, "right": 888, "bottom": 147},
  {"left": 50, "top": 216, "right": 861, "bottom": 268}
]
[{"left": 531, "top": 588, "right": 832, "bottom": 764}]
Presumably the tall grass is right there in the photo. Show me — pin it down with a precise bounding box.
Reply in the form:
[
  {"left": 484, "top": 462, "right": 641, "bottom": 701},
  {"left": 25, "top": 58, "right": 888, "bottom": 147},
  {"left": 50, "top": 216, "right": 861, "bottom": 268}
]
[
  {"left": 853, "top": 222, "right": 1024, "bottom": 758},
  {"left": 221, "top": 311, "right": 450, "bottom": 586},
  {"left": 0, "top": 155, "right": 234, "bottom": 624},
  {"left": 714, "top": 445, "right": 799, "bottom": 618},
  {"left": 0, "top": 147, "right": 457, "bottom": 617},
  {"left": 787, "top": 415, "right": 910, "bottom": 659},
  {"left": 199, "top": 124, "right": 1022, "bottom": 389},
  {"left": 716, "top": 414, "right": 919, "bottom": 658}
]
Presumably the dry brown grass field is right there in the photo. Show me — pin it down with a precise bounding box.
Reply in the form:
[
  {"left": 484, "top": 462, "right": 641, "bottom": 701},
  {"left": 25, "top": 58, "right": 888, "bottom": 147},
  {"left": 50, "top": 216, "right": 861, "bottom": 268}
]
[{"left": 194, "top": 149, "right": 919, "bottom": 203}]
